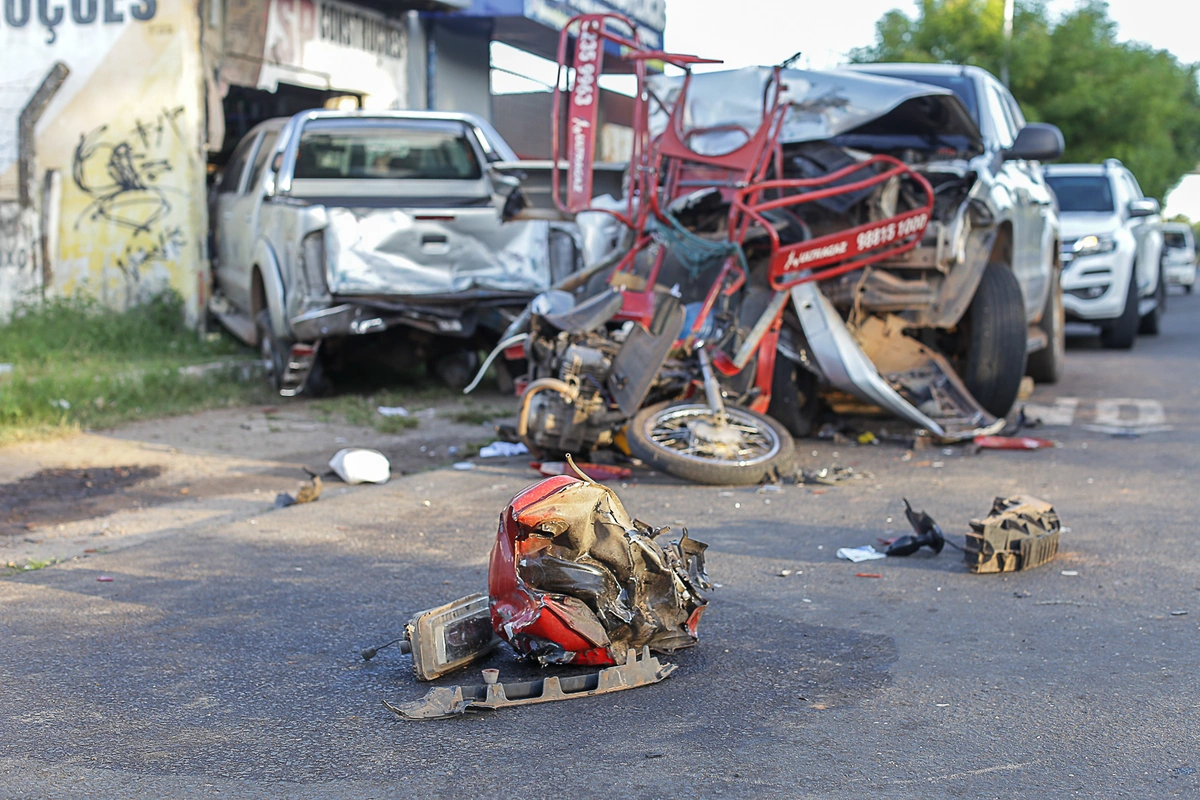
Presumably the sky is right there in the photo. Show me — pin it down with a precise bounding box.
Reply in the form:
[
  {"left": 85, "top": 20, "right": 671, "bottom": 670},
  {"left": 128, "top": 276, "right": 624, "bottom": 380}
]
[{"left": 491, "top": 1, "right": 1200, "bottom": 216}]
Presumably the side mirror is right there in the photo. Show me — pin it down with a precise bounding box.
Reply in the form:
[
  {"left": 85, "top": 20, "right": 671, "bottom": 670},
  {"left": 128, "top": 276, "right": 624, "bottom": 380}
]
[
  {"left": 1003, "top": 123, "right": 1064, "bottom": 162},
  {"left": 1128, "top": 198, "right": 1160, "bottom": 218},
  {"left": 488, "top": 167, "right": 528, "bottom": 223}
]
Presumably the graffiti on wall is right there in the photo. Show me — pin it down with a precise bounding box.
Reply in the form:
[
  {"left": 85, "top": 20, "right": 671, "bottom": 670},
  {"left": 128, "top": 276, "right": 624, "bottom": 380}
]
[{"left": 70, "top": 104, "right": 188, "bottom": 304}]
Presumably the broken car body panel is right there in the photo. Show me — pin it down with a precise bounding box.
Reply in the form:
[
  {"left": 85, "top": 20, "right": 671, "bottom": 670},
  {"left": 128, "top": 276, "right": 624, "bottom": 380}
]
[
  {"left": 965, "top": 495, "right": 1061, "bottom": 573},
  {"left": 488, "top": 475, "right": 709, "bottom": 666}
]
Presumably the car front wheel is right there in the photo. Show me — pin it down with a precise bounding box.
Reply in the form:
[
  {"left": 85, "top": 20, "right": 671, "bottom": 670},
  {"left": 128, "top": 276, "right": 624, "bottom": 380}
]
[{"left": 960, "top": 262, "right": 1029, "bottom": 418}]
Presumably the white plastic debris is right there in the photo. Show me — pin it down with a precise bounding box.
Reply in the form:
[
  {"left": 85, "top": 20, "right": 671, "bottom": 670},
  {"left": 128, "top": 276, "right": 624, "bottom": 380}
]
[
  {"left": 329, "top": 448, "right": 391, "bottom": 485},
  {"left": 377, "top": 406, "right": 410, "bottom": 417},
  {"left": 50, "top": 398, "right": 70, "bottom": 410},
  {"left": 836, "top": 545, "right": 888, "bottom": 563},
  {"left": 478, "top": 441, "right": 529, "bottom": 458},
  {"left": 452, "top": 462, "right": 476, "bottom": 471}
]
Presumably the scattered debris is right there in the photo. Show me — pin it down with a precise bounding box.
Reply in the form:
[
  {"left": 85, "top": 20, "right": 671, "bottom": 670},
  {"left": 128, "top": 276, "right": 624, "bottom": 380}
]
[
  {"left": 377, "top": 406, "right": 410, "bottom": 417},
  {"left": 530, "top": 461, "right": 632, "bottom": 481},
  {"left": 296, "top": 470, "right": 322, "bottom": 503},
  {"left": 1061, "top": 570, "right": 1079, "bottom": 576},
  {"left": 385, "top": 647, "right": 675, "bottom": 720},
  {"left": 274, "top": 493, "right": 295, "bottom": 508},
  {"left": 479, "top": 441, "right": 529, "bottom": 458},
  {"left": 965, "top": 496, "right": 1061, "bottom": 574},
  {"left": 855, "top": 573, "right": 883, "bottom": 578},
  {"left": 836, "top": 545, "right": 887, "bottom": 563},
  {"left": 857, "top": 432, "right": 878, "bottom": 445},
  {"left": 974, "top": 435, "right": 1057, "bottom": 450},
  {"left": 489, "top": 474, "right": 709, "bottom": 666},
  {"left": 452, "top": 462, "right": 477, "bottom": 471},
  {"left": 797, "top": 466, "right": 873, "bottom": 486},
  {"left": 50, "top": 398, "right": 70, "bottom": 410},
  {"left": 778, "top": 569, "right": 794, "bottom": 577},
  {"left": 756, "top": 483, "right": 783, "bottom": 494},
  {"left": 1171, "top": 610, "right": 1188, "bottom": 616},
  {"left": 883, "top": 499, "right": 947, "bottom": 556},
  {"left": 96, "top": 576, "right": 113, "bottom": 582},
  {"left": 0, "top": 363, "right": 12, "bottom": 378},
  {"left": 329, "top": 448, "right": 390, "bottom": 485}
]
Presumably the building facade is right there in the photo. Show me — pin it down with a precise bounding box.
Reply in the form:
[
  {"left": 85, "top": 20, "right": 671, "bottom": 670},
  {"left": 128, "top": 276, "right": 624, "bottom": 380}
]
[{"left": 0, "top": 0, "right": 664, "bottom": 324}]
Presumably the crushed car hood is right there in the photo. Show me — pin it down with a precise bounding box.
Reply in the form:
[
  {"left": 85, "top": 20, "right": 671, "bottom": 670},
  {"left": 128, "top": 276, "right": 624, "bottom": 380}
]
[
  {"left": 323, "top": 207, "right": 554, "bottom": 296},
  {"left": 648, "top": 66, "right": 983, "bottom": 156}
]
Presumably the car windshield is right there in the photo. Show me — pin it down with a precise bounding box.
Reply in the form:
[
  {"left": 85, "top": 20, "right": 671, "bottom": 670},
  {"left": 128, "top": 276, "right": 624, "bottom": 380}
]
[
  {"left": 870, "top": 72, "right": 979, "bottom": 125},
  {"left": 1046, "top": 175, "right": 1115, "bottom": 213},
  {"left": 294, "top": 122, "right": 482, "bottom": 180},
  {"left": 1164, "top": 231, "right": 1190, "bottom": 248}
]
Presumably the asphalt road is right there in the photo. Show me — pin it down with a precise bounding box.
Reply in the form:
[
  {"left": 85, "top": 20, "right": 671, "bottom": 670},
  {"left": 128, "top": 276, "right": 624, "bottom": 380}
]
[{"left": 2, "top": 293, "right": 1199, "bottom": 799}]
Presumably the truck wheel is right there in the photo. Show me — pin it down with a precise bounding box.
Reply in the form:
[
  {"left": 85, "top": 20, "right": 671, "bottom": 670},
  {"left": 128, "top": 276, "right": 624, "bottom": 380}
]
[
  {"left": 257, "top": 309, "right": 287, "bottom": 393},
  {"left": 961, "top": 262, "right": 1028, "bottom": 418},
  {"left": 1026, "top": 267, "right": 1065, "bottom": 384},
  {"left": 1138, "top": 268, "right": 1165, "bottom": 336},
  {"left": 1100, "top": 275, "right": 1138, "bottom": 349},
  {"left": 256, "top": 309, "right": 330, "bottom": 396},
  {"left": 627, "top": 401, "right": 795, "bottom": 486},
  {"left": 767, "top": 356, "right": 821, "bottom": 437}
]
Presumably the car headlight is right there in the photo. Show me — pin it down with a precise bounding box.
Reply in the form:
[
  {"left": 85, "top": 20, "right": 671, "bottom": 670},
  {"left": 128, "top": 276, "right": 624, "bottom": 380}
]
[{"left": 1068, "top": 234, "right": 1117, "bottom": 258}]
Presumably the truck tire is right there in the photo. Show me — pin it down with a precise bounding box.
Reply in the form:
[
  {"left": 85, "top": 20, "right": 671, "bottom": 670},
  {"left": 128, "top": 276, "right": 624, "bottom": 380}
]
[
  {"left": 1026, "top": 267, "right": 1065, "bottom": 384},
  {"left": 1100, "top": 275, "right": 1138, "bottom": 349},
  {"left": 1138, "top": 267, "right": 1165, "bottom": 336},
  {"left": 256, "top": 309, "right": 330, "bottom": 396},
  {"left": 961, "top": 262, "right": 1029, "bottom": 418},
  {"left": 627, "top": 401, "right": 795, "bottom": 486},
  {"left": 767, "top": 356, "right": 821, "bottom": 437}
]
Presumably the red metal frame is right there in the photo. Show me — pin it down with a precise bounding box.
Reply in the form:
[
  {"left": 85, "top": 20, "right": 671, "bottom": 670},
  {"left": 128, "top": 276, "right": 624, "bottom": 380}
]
[{"left": 549, "top": 14, "right": 936, "bottom": 411}]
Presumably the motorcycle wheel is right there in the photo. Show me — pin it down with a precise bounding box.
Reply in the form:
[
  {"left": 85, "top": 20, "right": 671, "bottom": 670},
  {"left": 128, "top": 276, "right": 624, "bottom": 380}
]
[{"left": 627, "top": 401, "right": 795, "bottom": 486}]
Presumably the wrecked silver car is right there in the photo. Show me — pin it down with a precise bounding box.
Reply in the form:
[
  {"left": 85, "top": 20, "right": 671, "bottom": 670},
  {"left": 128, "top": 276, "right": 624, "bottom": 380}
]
[
  {"left": 645, "top": 64, "right": 1066, "bottom": 437},
  {"left": 209, "top": 110, "right": 580, "bottom": 395}
]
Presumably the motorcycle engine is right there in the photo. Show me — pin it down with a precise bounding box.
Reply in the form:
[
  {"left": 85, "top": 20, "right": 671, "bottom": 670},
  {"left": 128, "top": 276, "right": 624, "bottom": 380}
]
[{"left": 525, "top": 338, "right": 617, "bottom": 456}]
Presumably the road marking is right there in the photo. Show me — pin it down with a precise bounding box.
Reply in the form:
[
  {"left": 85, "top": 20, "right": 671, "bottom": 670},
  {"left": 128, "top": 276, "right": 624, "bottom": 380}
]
[{"left": 1024, "top": 397, "right": 1171, "bottom": 435}]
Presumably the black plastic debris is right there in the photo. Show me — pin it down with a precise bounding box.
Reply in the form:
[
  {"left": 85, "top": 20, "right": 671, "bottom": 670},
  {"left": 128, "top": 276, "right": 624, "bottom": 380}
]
[{"left": 884, "top": 499, "right": 947, "bottom": 556}]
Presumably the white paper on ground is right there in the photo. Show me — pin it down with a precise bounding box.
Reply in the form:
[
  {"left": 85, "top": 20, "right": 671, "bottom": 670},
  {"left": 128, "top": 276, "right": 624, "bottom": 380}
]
[
  {"left": 478, "top": 441, "right": 529, "bottom": 458},
  {"left": 376, "top": 406, "right": 410, "bottom": 417},
  {"left": 329, "top": 448, "right": 391, "bottom": 484},
  {"left": 836, "top": 545, "right": 888, "bottom": 563}
]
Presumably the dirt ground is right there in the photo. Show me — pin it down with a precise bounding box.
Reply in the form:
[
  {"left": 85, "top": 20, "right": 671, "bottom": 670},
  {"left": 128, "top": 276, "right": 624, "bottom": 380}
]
[{"left": 0, "top": 390, "right": 521, "bottom": 570}]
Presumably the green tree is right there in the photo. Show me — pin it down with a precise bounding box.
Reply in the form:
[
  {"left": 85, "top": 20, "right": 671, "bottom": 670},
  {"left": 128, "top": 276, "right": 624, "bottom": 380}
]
[{"left": 851, "top": 0, "right": 1200, "bottom": 201}]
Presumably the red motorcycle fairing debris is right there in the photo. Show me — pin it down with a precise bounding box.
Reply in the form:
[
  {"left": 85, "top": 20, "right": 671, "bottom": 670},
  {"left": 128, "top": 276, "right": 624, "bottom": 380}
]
[{"left": 488, "top": 475, "right": 709, "bottom": 666}]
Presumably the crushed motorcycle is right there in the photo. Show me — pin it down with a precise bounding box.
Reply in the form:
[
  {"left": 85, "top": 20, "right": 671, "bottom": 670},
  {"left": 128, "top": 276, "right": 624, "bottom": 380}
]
[{"left": 466, "top": 13, "right": 1004, "bottom": 486}]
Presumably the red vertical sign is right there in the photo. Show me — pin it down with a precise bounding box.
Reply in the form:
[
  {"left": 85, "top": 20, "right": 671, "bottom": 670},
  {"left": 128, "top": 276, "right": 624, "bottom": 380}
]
[{"left": 565, "top": 15, "right": 605, "bottom": 213}]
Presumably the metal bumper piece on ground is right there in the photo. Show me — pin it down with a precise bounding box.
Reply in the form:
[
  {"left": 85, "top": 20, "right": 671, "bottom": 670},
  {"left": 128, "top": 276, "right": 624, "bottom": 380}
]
[
  {"left": 790, "top": 282, "right": 1003, "bottom": 441},
  {"left": 383, "top": 646, "right": 675, "bottom": 720}
]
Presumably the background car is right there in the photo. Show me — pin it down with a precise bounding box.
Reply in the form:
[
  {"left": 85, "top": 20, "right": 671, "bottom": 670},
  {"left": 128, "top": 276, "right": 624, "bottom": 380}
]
[
  {"left": 1160, "top": 221, "right": 1197, "bottom": 294},
  {"left": 1043, "top": 160, "right": 1164, "bottom": 349}
]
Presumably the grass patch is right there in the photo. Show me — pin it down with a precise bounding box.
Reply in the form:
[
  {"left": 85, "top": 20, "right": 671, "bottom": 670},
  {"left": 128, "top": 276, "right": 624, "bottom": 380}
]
[
  {"left": 308, "top": 389, "right": 437, "bottom": 434},
  {"left": 0, "top": 293, "right": 268, "bottom": 444},
  {"left": 449, "top": 402, "right": 506, "bottom": 426}
]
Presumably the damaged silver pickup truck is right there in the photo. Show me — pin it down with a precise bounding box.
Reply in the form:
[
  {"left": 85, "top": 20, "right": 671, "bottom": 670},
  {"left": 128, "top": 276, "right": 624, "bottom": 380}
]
[{"left": 208, "top": 110, "right": 578, "bottom": 395}]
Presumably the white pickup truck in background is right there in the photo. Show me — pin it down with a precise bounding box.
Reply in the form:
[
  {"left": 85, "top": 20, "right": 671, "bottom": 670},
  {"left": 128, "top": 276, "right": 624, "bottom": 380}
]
[{"left": 208, "top": 110, "right": 582, "bottom": 395}]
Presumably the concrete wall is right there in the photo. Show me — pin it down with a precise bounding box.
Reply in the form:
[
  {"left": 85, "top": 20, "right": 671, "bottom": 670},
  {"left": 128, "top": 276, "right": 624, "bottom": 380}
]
[
  {"left": 0, "top": 202, "right": 42, "bottom": 320},
  {"left": 430, "top": 21, "right": 492, "bottom": 120},
  {"left": 0, "top": 0, "right": 209, "bottom": 324}
]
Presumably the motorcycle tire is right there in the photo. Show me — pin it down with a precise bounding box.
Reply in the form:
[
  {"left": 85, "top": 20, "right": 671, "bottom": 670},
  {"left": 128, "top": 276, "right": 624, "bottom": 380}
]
[{"left": 626, "top": 401, "right": 795, "bottom": 486}]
